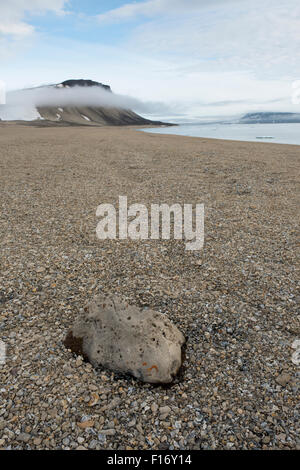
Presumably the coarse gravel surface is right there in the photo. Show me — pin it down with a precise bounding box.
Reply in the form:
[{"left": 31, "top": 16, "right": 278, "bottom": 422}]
[{"left": 0, "top": 125, "right": 299, "bottom": 450}]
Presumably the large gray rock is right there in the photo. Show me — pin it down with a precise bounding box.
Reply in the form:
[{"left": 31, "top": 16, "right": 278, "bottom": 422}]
[{"left": 64, "top": 295, "right": 185, "bottom": 384}]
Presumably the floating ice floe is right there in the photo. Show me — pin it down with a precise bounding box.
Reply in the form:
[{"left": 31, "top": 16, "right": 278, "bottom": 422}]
[{"left": 256, "top": 136, "right": 274, "bottom": 139}]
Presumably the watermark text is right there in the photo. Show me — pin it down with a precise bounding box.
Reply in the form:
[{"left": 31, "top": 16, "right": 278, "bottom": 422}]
[{"left": 96, "top": 197, "right": 204, "bottom": 251}]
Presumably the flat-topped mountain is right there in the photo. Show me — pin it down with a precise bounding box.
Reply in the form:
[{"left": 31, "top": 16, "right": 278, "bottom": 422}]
[{"left": 0, "top": 79, "right": 169, "bottom": 127}]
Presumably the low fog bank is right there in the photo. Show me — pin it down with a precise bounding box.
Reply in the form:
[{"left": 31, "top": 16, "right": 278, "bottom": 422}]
[
  {"left": 0, "top": 85, "right": 171, "bottom": 121},
  {"left": 1, "top": 84, "right": 293, "bottom": 123}
]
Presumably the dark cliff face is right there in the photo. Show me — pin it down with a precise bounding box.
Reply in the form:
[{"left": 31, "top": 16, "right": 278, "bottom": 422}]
[
  {"left": 37, "top": 104, "right": 165, "bottom": 126},
  {"left": 60, "top": 79, "right": 112, "bottom": 92}
]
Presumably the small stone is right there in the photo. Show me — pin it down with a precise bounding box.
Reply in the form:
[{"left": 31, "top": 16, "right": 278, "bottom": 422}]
[
  {"left": 276, "top": 373, "right": 291, "bottom": 387},
  {"left": 77, "top": 420, "right": 94, "bottom": 429},
  {"left": 159, "top": 406, "right": 171, "bottom": 418},
  {"left": 36, "top": 267, "right": 45, "bottom": 273},
  {"left": 88, "top": 440, "right": 98, "bottom": 450},
  {"left": 75, "top": 357, "right": 83, "bottom": 367},
  {"left": 292, "top": 350, "right": 300, "bottom": 366},
  {"left": 17, "top": 433, "right": 31, "bottom": 443},
  {"left": 99, "top": 429, "right": 115, "bottom": 436},
  {"left": 88, "top": 393, "right": 99, "bottom": 407},
  {"left": 136, "top": 424, "right": 143, "bottom": 434},
  {"left": 89, "top": 384, "right": 98, "bottom": 391},
  {"left": 151, "top": 403, "right": 158, "bottom": 414},
  {"left": 62, "top": 365, "right": 73, "bottom": 377},
  {"left": 98, "top": 434, "right": 107, "bottom": 444},
  {"left": 291, "top": 339, "right": 300, "bottom": 350}
]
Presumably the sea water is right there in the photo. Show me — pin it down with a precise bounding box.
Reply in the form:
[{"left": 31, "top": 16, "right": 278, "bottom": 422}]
[{"left": 142, "top": 123, "right": 300, "bottom": 146}]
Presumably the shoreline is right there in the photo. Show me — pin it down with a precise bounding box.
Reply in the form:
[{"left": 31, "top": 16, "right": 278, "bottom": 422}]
[
  {"left": 139, "top": 125, "right": 300, "bottom": 147},
  {"left": 2, "top": 120, "right": 300, "bottom": 147},
  {"left": 138, "top": 126, "right": 300, "bottom": 147},
  {"left": 0, "top": 125, "right": 299, "bottom": 450}
]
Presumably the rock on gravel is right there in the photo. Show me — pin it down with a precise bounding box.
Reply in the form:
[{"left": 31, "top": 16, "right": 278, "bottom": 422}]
[
  {"left": 276, "top": 372, "right": 291, "bottom": 387},
  {"left": 64, "top": 295, "right": 185, "bottom": 384}
]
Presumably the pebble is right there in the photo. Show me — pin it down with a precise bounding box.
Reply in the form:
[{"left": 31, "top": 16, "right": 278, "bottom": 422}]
[
  {"left": 159, "top": 406, "right": 171, "bottom": 419},
  {"left": 16, "top": 433, "right": 31, "bottom": 443},
  {"left": 151, "top": 404, "right": 158, "bottom": 414},
  {"left": 99, "top": 429, "right": 115, "bottom": 436},
  {"left": 276, "top": 373, "right": 291, "bottom": 387}
]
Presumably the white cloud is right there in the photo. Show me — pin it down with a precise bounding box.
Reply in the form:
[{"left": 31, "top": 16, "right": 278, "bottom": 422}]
[
  {"left": 126, "top": 0, "right": 300, "bottom": 79},
  {"left": 97, "top": 0, "right": 238, "bottom": 24},
  {"left": 1, "top": 34, "right": 297, "bottom": 120},
  {"left": 0, "top": 0, "right": 68, "bottom": 37},
  {"left": 95, "top": 0, "right": 300, "bottom": 118},
  {"left": 0, "top": 23, "right": 34, "bottom": 36},
  {"left": 1, "top": 0, "right": 300, "bottom": 120}
]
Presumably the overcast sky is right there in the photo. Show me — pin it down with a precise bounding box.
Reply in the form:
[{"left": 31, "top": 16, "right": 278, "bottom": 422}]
[{"left": 1, "top": 0, "right": 300, "bottom": 120}]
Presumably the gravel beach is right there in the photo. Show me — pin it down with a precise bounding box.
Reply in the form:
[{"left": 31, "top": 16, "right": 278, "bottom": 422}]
[{"left": 0, "top": 124, "right": 299, "bottom": 450}]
